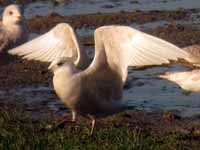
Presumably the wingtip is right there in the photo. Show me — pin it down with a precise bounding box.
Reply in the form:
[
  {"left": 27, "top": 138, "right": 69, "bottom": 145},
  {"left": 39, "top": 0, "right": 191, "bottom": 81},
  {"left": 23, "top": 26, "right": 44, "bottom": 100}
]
[
  {"left": 157, "top": 72, "right": 170, "bottom": 80},
  {"left": 7, "top": 49, "right": 15, "bottom": 55},
  {"left": 8, "top": 47, "right": 23, "bottom": 56},
  {"left": 181, "top": 46, "right": 200, "bottom": 66},
  {"left": 185, "top": 55, "right": 200, "bottom": 66}
]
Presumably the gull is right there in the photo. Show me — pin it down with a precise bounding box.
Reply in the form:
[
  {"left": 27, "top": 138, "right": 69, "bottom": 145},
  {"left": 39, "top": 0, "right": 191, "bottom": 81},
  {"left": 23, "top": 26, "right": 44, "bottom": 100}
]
[
  {"left": 8, "top": 23, "right": 192, "bottom": 134},
  {"left": 159, "top": 44, "right": 200, "bottom": 92},
  {"left": 0, "top": 4, "right": 27, "bottom": 55}
]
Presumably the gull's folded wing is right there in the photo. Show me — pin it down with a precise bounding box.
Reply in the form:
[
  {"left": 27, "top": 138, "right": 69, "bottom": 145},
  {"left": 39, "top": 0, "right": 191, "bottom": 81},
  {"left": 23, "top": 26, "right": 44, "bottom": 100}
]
[{"left": 9, "top": 23, "right": 80, "bottom": 64}]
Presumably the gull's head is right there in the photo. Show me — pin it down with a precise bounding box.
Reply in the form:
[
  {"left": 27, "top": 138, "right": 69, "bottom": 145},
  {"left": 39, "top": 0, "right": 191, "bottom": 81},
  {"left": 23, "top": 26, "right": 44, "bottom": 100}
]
[
  {"left": 48, "top": 57, "right": 77, "bottom": 74},
  {"left": 2, "top": 4, "right": 24, "bottom": 26}
]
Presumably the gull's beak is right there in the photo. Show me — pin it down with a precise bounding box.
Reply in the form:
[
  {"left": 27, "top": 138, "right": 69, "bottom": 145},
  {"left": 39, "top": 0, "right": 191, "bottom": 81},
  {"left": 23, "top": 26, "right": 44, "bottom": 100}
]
[
  {"left": 48, "top": 60, "right": 57, "bottom": 70},
  {"left": 14, "top": 10, "right": 23, "bottom": 21},
  {"left": 15, "top": 14, "right": 23, "bottom": 21},
  {"left": 17, "top": 15, "right": 23, "bottom": 20},
  {"left": 48, "top": 62, "right": 55, "bottom": 70}
]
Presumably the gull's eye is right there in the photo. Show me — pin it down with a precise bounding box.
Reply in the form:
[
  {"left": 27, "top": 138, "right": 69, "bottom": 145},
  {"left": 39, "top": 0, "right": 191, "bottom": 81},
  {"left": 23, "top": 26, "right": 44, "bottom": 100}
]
[
  {"left": 57, "top": 62, "right": 63, "bottom": 66},
  {"left": 8, "top": 11, "right": 13, "bottom": 15}
]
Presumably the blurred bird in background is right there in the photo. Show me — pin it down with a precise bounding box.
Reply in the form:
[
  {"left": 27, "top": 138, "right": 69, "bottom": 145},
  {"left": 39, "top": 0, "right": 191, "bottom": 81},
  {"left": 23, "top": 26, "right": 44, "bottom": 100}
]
[{"left": 0, "top": 4, "right": 28, "bottom": 63}]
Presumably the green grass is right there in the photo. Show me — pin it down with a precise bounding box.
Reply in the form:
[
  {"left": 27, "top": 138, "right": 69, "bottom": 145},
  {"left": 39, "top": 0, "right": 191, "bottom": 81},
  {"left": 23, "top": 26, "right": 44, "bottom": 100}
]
[{"left": 0, "top": 108, "right": 186, "bottom": 150}]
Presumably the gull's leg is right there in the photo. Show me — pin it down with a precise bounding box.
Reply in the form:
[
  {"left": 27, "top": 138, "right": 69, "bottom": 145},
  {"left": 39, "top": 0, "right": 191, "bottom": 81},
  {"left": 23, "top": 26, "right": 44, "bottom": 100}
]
[
  {"left": 91, "top": 119, "right": 96, "bottom": 135},
  {"left": 56, "top": 111, "right": 77, "bottom": 128},
  {"left": 88, "top": 115, "right": 96, "bottom": 135},
  {"left": 72, "top": 111, "right": 77, "bottom": 122}
]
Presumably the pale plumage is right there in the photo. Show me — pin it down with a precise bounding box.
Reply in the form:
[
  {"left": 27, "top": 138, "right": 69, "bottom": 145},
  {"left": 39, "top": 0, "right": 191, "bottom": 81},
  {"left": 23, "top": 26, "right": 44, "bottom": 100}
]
[
  {"left": 182, "top": 44, "right": 200, "bottom": 66},
  {"left": 9, "top": 23, "right": 191, "bottom": 134},
  {"left": 0, "top": 4, "right": 27, "bottom": 54},
  {"left": 159, "top": 70, "right": 200, "bottom": 92},
  {"left": 159, "top": 44, "right": 200, "bottom": 92},
  {"left": 9, "top": 23, "right": 89, "bottom": 69}
]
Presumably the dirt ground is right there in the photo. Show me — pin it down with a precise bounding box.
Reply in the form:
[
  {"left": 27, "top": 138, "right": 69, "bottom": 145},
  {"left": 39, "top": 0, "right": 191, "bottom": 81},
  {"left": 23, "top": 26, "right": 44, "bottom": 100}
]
[{"left": 27, "top": 9, "right": 188, "bottom": 32}]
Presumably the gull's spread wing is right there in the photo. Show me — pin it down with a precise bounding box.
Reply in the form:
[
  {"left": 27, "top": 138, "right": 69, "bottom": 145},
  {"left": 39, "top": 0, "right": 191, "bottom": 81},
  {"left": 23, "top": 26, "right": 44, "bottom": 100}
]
[
  {"left": 81, "top": 25, "right": 190, "bottom": 102},
  {"left": 9, "top": 23, "right": 81, "bottom": 65},
  {"left": 88, "top": 25, "right": 190, "bottom": 83}
]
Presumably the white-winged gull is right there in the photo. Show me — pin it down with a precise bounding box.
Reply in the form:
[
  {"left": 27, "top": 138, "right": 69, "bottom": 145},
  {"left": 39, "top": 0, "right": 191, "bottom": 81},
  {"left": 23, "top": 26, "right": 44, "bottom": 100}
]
[{"left": 9, "top": 23, "right": 193, "bottom": 134}]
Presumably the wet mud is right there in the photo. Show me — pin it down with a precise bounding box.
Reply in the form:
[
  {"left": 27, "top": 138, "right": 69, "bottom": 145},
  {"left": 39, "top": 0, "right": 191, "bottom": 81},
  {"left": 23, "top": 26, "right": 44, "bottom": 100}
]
[
  {"left": 27, "top": 10, "right": 188, "bottom": 33},
  {"left": 0, "top": 58, "right": 51, "bottom": 89}
]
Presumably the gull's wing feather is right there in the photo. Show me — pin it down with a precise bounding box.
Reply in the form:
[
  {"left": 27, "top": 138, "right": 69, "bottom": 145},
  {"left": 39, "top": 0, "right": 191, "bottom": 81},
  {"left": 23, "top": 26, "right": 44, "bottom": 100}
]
[
  {"left": 119, "top": 27, "right": 187, "bottom": 67},
  {"left": 82, "top": 25, "right": 191, "bottom": 102},
  {"left": 88, "top": 26, "right": 190, "bottom": 82},
  {"left": 9, "top": 23, "right": 80, "bottom": 63},
  {"left": 182, "top": 44, "right": 200, "bottom": 66},
  {"left": 183, "top": 44, "right": 200, "bottom": 57}
]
